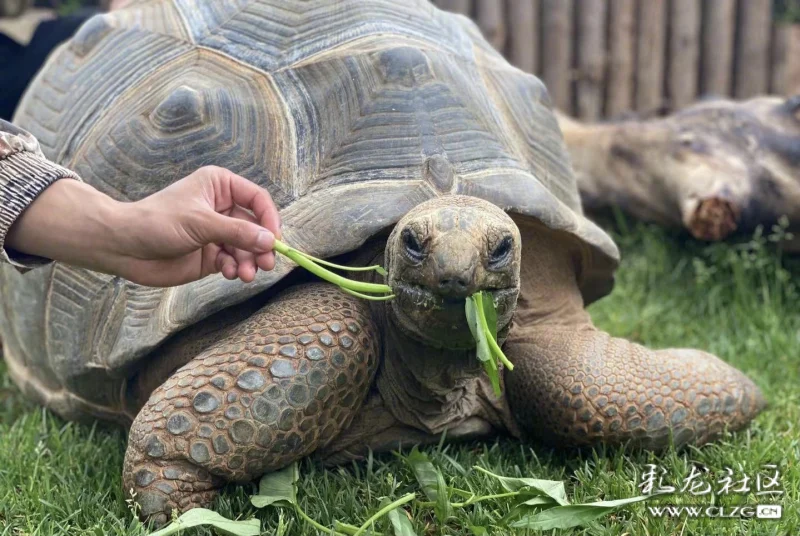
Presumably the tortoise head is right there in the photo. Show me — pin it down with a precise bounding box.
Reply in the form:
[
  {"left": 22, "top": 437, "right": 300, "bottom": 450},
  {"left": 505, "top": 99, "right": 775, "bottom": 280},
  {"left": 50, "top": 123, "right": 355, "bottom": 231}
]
[{"left": 384, "top": 195, "right": 520, "bottom": 349}]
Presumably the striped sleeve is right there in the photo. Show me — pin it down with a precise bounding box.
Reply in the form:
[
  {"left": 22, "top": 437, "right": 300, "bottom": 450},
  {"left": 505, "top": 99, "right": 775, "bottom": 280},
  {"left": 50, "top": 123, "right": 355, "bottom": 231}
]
[{"left": 0, "top": 119, "right": 81, "bottom": 271}]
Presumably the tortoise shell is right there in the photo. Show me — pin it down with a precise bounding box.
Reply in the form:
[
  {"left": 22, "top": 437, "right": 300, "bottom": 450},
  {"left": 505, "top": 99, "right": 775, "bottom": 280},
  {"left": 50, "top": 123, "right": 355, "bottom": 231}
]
[{"left": 1, "top": 0, "right": 618, "bottom": 418}]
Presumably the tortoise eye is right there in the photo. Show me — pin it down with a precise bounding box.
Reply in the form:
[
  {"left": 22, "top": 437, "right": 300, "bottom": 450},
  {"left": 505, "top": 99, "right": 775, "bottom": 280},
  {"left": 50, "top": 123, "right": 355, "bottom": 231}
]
[
  {"left": 402, "top": 228, "right": 425, "bottom": 262},
  {"left": 489, "top": 235, "right": 513, "bottom": 268}
]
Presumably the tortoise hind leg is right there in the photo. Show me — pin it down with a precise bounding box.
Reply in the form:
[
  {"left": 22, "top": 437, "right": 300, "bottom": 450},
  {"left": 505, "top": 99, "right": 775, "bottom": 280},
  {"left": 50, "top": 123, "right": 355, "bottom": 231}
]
[
  {"left": 503, "top": 325, "right": 765, "bottom": 450},
  {"left": 123, "top": 283, "right": 380, "bottom": 525}
]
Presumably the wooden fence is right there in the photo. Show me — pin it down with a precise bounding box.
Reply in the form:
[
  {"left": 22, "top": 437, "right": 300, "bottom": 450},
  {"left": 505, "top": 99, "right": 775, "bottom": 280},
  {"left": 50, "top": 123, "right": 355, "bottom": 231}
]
[{"left": 432, "top": 0, "right": 800, "bottom": 119}]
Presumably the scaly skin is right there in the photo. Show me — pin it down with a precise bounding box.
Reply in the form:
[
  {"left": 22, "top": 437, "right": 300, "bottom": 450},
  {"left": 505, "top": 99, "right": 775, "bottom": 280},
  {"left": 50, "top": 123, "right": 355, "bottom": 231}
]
[
  {"left": 502, "top": 216, "right": 765, "bottom": 449},
  {"left": 123, "top": 283, "right": 379, "bottom": 525},
  {"left": 505, "top": 329, "right": 764, "bottom": 449}
]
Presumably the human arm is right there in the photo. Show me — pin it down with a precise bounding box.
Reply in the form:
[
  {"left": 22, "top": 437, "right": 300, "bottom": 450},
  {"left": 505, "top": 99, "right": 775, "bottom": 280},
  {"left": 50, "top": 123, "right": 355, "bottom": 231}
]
[{"left": 1, "top": 120, "right": 282, "bottom": 286}]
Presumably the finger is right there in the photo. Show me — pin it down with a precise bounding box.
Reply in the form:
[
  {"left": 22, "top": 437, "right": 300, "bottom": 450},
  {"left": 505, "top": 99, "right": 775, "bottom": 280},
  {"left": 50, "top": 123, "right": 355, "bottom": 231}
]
[
  {"left": 226, "top": 207, "right": 261, "bottom": 282},
  {"left": 213, "top": 247, "right": 236, "bottom": 274},
  {"left": 228, "top": 245, "right": 257, "bottom": 283},
  {"left": 196, "top": 212, "right": 275, "bottom": 254},
  {"left": 218, "top": 250, "right": 239, "bottom": 280},
  {"left": 255, "top": 251, "right": 276, "bottom": 272},
  {"left": 225, "top": 209, "right": 276, "bottom": 273},
  {"left": 220, "top": 171, "right": 282, "bottom": 238},
  {"left": 200, "top": 243, "right": 223, "bottom": 278}
]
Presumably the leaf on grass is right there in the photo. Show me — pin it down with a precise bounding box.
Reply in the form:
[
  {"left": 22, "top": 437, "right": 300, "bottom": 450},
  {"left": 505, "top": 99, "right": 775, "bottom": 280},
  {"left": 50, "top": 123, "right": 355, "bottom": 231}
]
[
  {"left": 406, "top": 447, "right": 452, "bottom": 521},
  {"left": 509, "top": 494, "right": 663, "bottom": 530},
  {"left": 522, "top": 496, "right": 558, "bottom": 507},
  {"left": 475, "top": 466, "right": 569, "bottom": 506},
  {"left": 468, "top": 525, "right": 488, "bottom": 536},
  {"left": 147, "top": 508, "right": 260, "bottom": 536},
  {"left": 387, "top": 508, "right": 418, "bottom": 536},
  {"left": 502, "top": 495, "right": 561, "bottom": 526},
  {"left": 250, "top": 463, "right": 299, "bottom": 508}
]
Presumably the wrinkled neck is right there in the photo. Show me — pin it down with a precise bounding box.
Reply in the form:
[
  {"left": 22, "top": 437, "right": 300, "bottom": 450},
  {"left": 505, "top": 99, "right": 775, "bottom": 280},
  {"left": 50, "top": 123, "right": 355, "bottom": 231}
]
[
  {"left": 376, "top": 310, "right": 486, "bottom": 433},
  {"left": 510, "top": 215, "right": 592, "bottom": 329},
  {"left": 348, "top": 241, "right": 487, "bottom": 432}
]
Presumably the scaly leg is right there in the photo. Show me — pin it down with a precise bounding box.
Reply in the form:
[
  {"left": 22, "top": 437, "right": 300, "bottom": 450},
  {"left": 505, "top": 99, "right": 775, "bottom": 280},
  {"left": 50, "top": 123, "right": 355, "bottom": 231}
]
[
  {"left": 123, "top": 283, "right": 380, "bottom": 525},
  {"left": 503, "top": 325, "right": 764, "bottom": 450},
  {"left": 503, "top": 216, "right": 765, "bottom": 450}
]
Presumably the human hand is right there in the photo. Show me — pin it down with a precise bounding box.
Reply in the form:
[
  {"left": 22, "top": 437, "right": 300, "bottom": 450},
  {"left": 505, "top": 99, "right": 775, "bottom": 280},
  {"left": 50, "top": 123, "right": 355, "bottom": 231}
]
[{"left": 6, "top": 166, "right": 282, "bottom": 286}]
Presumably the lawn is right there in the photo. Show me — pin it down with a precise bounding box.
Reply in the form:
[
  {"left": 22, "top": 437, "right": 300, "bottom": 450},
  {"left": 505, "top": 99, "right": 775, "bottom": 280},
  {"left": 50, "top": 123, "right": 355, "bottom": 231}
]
[{"left": 0, "top": 218, "right": 797, "bottom": 536}]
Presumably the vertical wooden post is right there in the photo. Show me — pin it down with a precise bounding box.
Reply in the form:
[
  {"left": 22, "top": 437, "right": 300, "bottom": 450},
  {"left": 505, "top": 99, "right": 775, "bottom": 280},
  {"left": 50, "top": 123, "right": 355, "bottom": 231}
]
[
  {"left": 635, "top": 0, "right": 667, "bottom": 114},
  {"left": 734, "top": 0, "right": 773, "bottom": 98},
  {"left": 541, "top": 0, "right": 574, "bottom": 112},
  {"left": 475, "top": 0, "right": 507, "bottom": 52},
  {"left": 606, "top": 0, "right": 636, "bottom": 117},
  {"left": 771, "top": 23, "right": 800, "bottom": 95},
  {"left": 506, "top": 0, "right": 539, "bottom": 73},
  {"left": 667, "top": 0, "right": 701, "bottom": 110},
  {"left": 575, "top": 0, "right": 608, "bottom": 120},
  {"left": 434, "top": 0, "right": 472, "bottom": 16},
  {"left": 700, "top": 0, "right": 736, "bottom": 97}
]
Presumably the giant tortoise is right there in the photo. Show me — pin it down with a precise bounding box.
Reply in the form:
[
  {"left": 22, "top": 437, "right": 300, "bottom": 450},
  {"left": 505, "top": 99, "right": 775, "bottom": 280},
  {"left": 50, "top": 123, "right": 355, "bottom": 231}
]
[{"left": 1, "top": 0, "right": 764, "bottom": 524}]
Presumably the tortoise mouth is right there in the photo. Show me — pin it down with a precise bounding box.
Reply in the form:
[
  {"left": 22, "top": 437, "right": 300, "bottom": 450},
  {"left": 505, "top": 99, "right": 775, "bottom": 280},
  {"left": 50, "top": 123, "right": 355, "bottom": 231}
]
[
  {"left": 389, "top": 280, "right": 518, "bottom": 348},
  {"left": 392, "top": 281, "right": 517, "bottom": 313}
]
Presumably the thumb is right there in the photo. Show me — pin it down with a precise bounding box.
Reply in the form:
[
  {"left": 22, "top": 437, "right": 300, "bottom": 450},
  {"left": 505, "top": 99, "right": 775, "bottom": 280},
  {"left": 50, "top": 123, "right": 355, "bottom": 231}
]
[{"left": 197, "top": 212, "right": 275, "bottom": 253}]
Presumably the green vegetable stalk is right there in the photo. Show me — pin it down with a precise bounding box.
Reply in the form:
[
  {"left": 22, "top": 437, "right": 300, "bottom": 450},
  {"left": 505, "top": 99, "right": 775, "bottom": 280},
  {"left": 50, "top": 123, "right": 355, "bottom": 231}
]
[
  {"left": 272, "top": 240, "right": 394, "bottom": 300},
  {"left": 465, "top": 291, "right": 514, "bottom": 396}
]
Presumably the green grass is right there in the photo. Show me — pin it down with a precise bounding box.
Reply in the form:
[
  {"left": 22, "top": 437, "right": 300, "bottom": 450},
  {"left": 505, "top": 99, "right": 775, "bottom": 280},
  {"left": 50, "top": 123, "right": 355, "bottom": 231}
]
[{"left": 1, "top": 219, "right": 798, "bottom": 535}]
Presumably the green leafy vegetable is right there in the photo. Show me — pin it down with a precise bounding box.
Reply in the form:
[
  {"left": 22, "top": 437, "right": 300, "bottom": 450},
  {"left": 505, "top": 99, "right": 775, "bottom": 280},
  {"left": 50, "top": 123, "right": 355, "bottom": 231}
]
[
  {"left": 246, "top": 457, "right": 665, "bottom": 535},
  {"left": 250, "top": 463, "right": 298, "bottom": 508},
  {"left": 352, "top": 494, "right": 416, "bottom": 536},
  {"left": 273, "top": 240, "right": 393, "bottom": 300},
  {"left": 406, "top": 447, "right": 452, "bottom": 522},
  {"left": 466, "top": 292, "right": 514, "bottom": 396},
  {"left": 146, "top": 508, "right": 260, "bottom": 536},
  {"left": 387, "top": 508, "right": 418, "bottom": 536},
  {"left": 475, "top": 466, "right": 569, "bottom": 506},
  {"left": 509, "top": 494, "right": 665, "bottom": 531},
  {"left": 251, "top": 462, "right": 413, "bottom": 536}
]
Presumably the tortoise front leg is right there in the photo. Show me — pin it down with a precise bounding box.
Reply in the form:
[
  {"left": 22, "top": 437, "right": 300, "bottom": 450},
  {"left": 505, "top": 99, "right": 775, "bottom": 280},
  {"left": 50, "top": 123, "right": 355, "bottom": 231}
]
[
  {"left": 502, "top": 325, "right": 765, "bottom": 450},
  {"left": 123, "top": 283, "right": 380, "bottom": 526}
]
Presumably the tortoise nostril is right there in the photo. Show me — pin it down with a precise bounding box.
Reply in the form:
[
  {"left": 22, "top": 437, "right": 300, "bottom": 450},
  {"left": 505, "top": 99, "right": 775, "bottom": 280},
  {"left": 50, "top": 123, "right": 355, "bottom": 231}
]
[{"left": 438, "top": 277, "right": 468, "bottom": 295}]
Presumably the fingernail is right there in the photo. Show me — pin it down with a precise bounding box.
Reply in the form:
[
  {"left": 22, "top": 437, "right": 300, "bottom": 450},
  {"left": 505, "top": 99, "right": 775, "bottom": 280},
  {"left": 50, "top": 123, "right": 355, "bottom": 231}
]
[{"left": 256, "top": 230, "right": 274, "bottom": 252}]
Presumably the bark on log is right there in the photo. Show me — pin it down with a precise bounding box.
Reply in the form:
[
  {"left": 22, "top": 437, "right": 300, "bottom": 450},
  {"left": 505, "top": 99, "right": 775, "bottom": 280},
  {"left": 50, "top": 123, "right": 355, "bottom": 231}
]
[
  {"left": 700, "top": 0, "right": 735, "bottom": 97},
  {"left": 434, "top": 0, "right": 472, "bottom": 16},
  {"left": 506, "top": 0, "right": 539, "bottom": 73},
  {"left": 635, "top": 0, "right": 667, "bottom": 114},
  {"left": 541, "top": 0, "right": 574, "bottom": 112},
  {"left": 667, "top": 0, "right": 701, "bottom": 110},
  {"left": 475, "top": 0, "right": 507, "bottom": 52},
  {"left": 770, "top": 23, "right": 800, "bottom": 95},
  {"left": 734, "top": 0, "right": 772, "bottom": 98},
  {"left": 575, "top": 0, "right": 607, "bottom": 120},
  {"left": 606, "top": 0, "right": 635, "bottom": 117}
]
